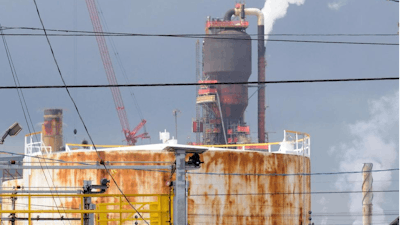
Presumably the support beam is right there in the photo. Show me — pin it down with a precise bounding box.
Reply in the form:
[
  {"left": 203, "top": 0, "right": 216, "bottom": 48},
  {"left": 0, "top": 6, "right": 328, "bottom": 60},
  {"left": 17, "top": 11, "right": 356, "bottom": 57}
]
[{"left": 174, "top": 150, "right": 186, "bottom": 225}]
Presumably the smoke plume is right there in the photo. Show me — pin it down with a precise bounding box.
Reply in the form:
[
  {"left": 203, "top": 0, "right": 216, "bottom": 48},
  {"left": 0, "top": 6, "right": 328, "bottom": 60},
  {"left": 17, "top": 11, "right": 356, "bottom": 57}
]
[
  {"left": 261, "top": 0, "right": 305, "bottom": 42},
  {"left": 332, "top": 91, "right": 399, "bottom": 224}
]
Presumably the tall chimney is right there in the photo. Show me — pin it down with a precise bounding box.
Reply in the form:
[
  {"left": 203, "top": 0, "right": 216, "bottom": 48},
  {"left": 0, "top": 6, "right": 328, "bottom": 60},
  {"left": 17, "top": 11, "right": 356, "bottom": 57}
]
[
  {"left": 42, "top": 109, "right": 63, "bottom": 152},
  {"left": 362, "top": 163, "right": 373, "bottom": 225},
  {"left": 231, "top": 6, "right": 266, "bottom": 143}
]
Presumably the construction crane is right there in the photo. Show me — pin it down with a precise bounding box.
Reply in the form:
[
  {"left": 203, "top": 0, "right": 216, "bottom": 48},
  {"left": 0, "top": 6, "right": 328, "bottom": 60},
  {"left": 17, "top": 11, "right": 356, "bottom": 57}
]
[{"left": 84, "top": 0, "right": 149, "bottom": 145}]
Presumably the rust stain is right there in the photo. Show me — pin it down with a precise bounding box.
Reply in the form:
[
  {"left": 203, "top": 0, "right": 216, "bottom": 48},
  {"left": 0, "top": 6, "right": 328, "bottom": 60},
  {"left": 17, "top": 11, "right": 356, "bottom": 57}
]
[{"left": 3, "top": 149, "right": 310, "bottom": 225}]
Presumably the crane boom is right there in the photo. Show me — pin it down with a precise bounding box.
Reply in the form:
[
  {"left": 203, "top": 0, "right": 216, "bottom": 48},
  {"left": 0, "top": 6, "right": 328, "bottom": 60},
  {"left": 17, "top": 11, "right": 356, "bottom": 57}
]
[{"left": 84, "top": 0, "right": 148, "bottom": 145}]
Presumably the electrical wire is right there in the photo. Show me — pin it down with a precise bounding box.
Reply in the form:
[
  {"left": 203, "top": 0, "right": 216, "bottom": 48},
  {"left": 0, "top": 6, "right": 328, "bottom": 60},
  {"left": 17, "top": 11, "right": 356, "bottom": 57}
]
[
  {"left": 0, "top": 77, "right": 397, "bottom": 90},
  {"left": 187, "top": 168, "right": 399, "bottom": 177},
  {"left": 189, "top": 189, "right": 398, "bottom": 197},
  {"left": 0, "top": 27, "right": 398, "bottom": 46},
  {"left": 1, "top": 22, "right": 70, "bottom": 225},
  {"left": 188, "top": 212, "right": 398, "bottom": 217},
  {"left": 1, "top": 31, "right": 397, "bottom": 45},
  {"left": 0, "top": 24, "right": 35, "bottom": 142},
  {"left": 31, "top": 1, "right": 148, "bottom": 223},
  {"left": 0, "top": 149, "right": 171, "bottom": 174},
  {"left": 0, "top": 150, "right": 92, "bottom": 166},
  {"left": 1, "top": 27, "right": 398, "bottom": 37}
]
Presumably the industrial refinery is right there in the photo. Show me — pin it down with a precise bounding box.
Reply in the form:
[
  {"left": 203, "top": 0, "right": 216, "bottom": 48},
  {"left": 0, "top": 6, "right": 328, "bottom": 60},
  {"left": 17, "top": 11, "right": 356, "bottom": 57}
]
[
  {"left": 0, "top": 3, "right": 312, "bottom": 224},
  {"left": 1, "top": 0, "right": 397, "bottom": 225}
]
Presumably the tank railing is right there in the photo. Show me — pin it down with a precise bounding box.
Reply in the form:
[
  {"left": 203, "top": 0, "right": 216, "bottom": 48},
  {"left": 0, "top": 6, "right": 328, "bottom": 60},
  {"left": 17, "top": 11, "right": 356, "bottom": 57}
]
[
  {"left": 24, "top": 132, "right": 52, "bottom": 156},
  {"left": 65, "top": 143, "right": 128, "bottom": 152},
  {"left": 202, "top": 130, "right": 311, "bottom": 157},
  {"left": 278, "top": 130, "right": 310, "bottom": 157}
]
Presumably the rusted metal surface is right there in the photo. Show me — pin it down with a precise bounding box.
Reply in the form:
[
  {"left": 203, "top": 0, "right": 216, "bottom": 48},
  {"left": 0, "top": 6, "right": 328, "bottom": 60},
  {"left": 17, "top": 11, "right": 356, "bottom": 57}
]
[
  {"left": 188, "top": 150, "right": 311, "bottom": 225},
  {"left": 2, "top": 149, "right": 310, "bottom": 224},
  {"left": 42, "top": 109, "right": 63, "bottom": 152}
]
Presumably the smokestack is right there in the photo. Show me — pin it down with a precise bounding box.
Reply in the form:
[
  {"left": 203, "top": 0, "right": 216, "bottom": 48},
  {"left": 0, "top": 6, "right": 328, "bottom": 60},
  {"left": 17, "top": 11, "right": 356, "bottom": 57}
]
[
  {"left": 224, "top": 4, "right": 266, "bottom": 143},
  {"left": 42, "top": 109, "right": 63, "bottom": 152},
  {"left": 257, "top": 20, "right": 266, "bottom": 143},
  {"left": 362, "top": 163, "right": 373, "bottom": 225},
  {"left": 232, "top": 6, "right": 266, "bottom": 143}
]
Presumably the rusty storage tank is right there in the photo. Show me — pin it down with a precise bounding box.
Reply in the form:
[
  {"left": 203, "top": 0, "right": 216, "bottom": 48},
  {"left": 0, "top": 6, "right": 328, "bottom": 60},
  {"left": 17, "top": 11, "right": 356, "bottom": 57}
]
[
  {"left": 2, "top": 146, "right": 310, "bottom": 225},
  {"left": 203, "top": 30, "right": 251, "bottom": 124},
  {"left": 42, "top": 109, "right": 63, "bottom": 152}
]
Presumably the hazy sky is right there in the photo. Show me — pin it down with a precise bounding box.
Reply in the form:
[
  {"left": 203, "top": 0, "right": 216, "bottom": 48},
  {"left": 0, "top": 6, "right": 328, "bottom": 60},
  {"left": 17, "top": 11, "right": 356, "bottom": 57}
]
[{"left": 0, "top": 0, "right": 398, "bottom": 224}]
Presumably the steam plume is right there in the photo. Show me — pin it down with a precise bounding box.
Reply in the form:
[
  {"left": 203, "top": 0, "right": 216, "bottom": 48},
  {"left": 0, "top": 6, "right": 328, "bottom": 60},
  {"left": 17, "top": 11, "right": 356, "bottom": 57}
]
[
  {"left": 333, "top": 91, "right": 399, "bottom": 224},
  {"left": 261, "top": 0, "right": 305, "bottom": 42}
]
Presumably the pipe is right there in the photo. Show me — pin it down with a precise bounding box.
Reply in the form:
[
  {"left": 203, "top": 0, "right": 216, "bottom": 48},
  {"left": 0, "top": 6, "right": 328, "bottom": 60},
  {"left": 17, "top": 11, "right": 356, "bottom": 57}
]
[
  {"left": 362, "top": 163, "right": 373, "bottom": 225},
  {"left": 215, "top": 92, "right": 228, "bottom": 144},
  {"left": 238, "top": 8, "right": 264, "bottom": 25},
  {"left": 234, "top": 7, "right": 266, "bottom": 143},
  {"left": 224, "top": 9, "right": 235, "bottom": 21}
]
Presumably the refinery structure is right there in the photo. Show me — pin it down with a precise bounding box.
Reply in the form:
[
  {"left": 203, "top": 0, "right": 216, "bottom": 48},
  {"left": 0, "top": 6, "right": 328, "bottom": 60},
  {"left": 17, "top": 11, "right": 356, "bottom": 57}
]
[
  {"left": 1, "top": 3, "right": 312, "bottom": 225},
  {"left": 194, "top": 4, "right": 267, "bottom": 146}
]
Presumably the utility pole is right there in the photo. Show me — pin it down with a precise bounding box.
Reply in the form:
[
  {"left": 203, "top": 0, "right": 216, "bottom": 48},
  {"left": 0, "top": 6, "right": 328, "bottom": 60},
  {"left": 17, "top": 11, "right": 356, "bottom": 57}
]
[
  {"left": 195, "top": 40, "right": 201, "bottom": 144},
  {"left": 173, "top": 109, "right": 181, "bottom": 140},
  {"left": 164, "top": 146, "right": 207, "bottom": 225}
]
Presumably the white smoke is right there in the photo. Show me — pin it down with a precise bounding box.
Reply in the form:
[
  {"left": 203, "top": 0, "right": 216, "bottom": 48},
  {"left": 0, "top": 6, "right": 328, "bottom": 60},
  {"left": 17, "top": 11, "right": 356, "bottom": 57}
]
[
  {"left": 261, "top": 0, "right": 305, "bottom": 42},
  {"left": 318, "top": 196, "right": 329, "bottom": 225},
  {"left": 333, "top": 91, "right": 399, "bottom": 225},
  {"left": 328, "top": 0, "right": 347, "bottom": 11}
]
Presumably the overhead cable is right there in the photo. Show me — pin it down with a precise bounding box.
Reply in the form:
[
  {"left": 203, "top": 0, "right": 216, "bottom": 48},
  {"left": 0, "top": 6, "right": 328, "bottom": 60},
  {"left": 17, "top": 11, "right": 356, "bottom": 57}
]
[
  {"left": 1, "top": 22, "right": 71, "bottom": 225},
  {"left": 31, "top": 1, "right": 148, "bottom": 223},
  {"left": 1, "top": 26, "right": 398, "bottom": 37},
  {"left": 0, "top": 27, "right": 398, "bottom": 45},
  {"left": 0, "top": 33, "right": 397, "bottom": 45},
  {"left": 187, "top": 168, "right": 399, "bottom": 177},
  {"left": 0, "top": 77, "right": 397, "bottom": 90},
  {"left": 189, "top": 189, "right": 398, "bottom": 197}
]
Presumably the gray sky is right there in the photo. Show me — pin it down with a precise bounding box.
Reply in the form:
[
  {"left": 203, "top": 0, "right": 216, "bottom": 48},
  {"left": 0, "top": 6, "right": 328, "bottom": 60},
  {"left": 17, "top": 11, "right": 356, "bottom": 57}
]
[{"left": 0, "top": 0, "right": 398, "bottom": 224}]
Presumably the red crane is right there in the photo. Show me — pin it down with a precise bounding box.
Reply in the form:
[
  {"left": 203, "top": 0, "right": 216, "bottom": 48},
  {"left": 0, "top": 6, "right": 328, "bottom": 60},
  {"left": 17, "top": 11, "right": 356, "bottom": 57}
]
[{"left": 84, "top": 0, "right": 149, "bottom": 145}]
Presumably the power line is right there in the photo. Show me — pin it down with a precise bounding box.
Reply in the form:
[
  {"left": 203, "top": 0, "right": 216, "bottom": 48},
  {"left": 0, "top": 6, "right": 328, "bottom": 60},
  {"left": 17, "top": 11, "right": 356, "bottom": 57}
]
[
  {"left": 1, "top": 22, "right": 71, "bottom": 225},
  {"left": 0, "top": 150, "right": 91, "bottom": 165},
  {"left": 187, "top": 168, "right": 399, "bottom": 177},
  {"left": 188, "top": 213, "right": 399, "bottom": 217},
  {"left": 31, "top": 0, "right": 148, "bottom": 223},
  {"left": 189, "top": 189, "right": 398, "bottom": 197},
  {"left": 0, "top": 33, "right": 397, "bottom": 45},
  {"left": 0, "top": 77, "right": 397, "bottom": 90},
  {"left": 0, "top": 26, "right": 399, "bottom": 37},
  {"left": 0, "top": 27, "right": 398, "bottom": 46},
  {"left": 0, "top": 24, "right": 33, "bottom": 137}
]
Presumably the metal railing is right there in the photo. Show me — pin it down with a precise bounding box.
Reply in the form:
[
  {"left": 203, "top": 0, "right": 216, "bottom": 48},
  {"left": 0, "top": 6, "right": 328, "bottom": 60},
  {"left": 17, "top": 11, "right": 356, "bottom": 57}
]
[
  {"left": 36, "top": 130, "right": 310, "bottom": 158},
  {"left": 24, "top": 132, "right": 51, "bottom": 156},
  {"left": 203, "top": 130, "right": 311, "bottom": 157},
  {"left": 65, "top": 144, "right": 128, "bottom": 152},
  {"left": 0, "top": 193, "right": 172, "bottom": 225},
  {"left": 97, "top": 194, "right": 172, "bottom": 225}
]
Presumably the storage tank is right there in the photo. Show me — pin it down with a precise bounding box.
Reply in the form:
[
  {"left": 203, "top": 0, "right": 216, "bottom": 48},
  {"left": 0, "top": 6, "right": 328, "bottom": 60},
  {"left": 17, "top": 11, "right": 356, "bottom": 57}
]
[{"left": 2, "top": 147, "right": 310, "bottom": 225}]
